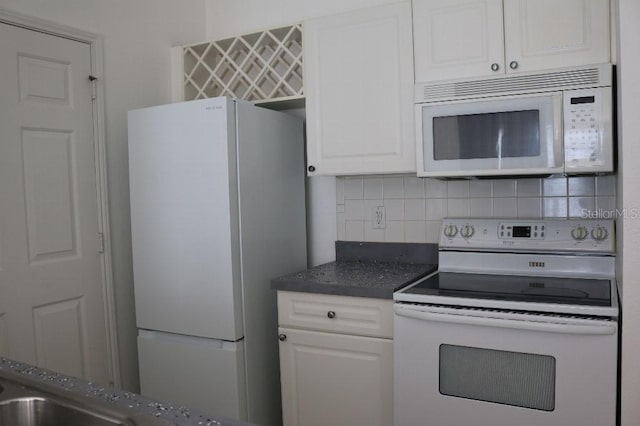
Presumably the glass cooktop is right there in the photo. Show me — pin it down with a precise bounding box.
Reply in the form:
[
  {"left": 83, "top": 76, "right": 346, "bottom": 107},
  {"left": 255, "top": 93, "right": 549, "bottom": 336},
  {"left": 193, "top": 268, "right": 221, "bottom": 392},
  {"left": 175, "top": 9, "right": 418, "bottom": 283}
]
[{"left": 403, "top": 272, "right": 611, "bottom": 307}]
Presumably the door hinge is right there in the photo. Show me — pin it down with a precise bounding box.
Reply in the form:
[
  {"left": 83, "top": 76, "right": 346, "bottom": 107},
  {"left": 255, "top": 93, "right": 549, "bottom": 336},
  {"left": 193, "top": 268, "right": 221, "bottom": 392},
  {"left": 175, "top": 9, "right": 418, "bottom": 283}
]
[
  {"left": 98, "top": 232, "right": 105, "bottom": 253},
  {"left": 89, "top": 75, "right": 98, "bottom": 100}
]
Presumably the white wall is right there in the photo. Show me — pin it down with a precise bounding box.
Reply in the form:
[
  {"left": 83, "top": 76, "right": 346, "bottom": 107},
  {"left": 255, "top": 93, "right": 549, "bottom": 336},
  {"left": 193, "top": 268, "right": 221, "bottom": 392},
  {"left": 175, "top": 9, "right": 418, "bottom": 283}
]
[
  {"left": 205, "top": 0, "right": 397, "bottom": 39},
  {"left": 0, "top": 0, "right": 207, "bottom": 391},
  {"left": 617, "top": 0, "right": 640, "bottom": 424}
]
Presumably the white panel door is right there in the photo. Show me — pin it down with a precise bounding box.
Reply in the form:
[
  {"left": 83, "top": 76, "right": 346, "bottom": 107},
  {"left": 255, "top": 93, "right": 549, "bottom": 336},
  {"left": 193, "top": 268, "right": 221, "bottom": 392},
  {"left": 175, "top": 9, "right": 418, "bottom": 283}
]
[
  {"left": 305, "top": 1, "right": 415, "bottom": 175},
  {"left": 278, "top": 327, "right": 393, "bottom": 426},
  {"left": 412, "top": 0, "right": 505, "bottom": 82},
  {"left": 0, "top": 23, "right": 110, "bottom": 383},
  {"left": 503, "top": 0, "right": 610, "bottom": 73}
]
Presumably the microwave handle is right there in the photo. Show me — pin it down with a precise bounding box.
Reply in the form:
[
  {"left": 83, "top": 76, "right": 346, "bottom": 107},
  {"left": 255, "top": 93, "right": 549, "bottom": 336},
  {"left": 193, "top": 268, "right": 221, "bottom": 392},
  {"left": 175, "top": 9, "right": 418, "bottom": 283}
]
[
  {"left": 552, "top": 93, "right": 564, "bottom": 168},
  {"left": 394, "top": 305, "right": 617, "bottom": 336}
]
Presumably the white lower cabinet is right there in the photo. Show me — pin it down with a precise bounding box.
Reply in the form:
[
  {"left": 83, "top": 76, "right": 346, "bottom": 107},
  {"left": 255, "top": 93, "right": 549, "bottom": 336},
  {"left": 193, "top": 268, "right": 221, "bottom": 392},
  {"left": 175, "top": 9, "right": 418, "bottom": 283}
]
[
  {"left": 278, "top": 328, "right": 393, "bottom": 426},
  {"left": 277, "top": 291, "right": 393, "bottom": 426}
]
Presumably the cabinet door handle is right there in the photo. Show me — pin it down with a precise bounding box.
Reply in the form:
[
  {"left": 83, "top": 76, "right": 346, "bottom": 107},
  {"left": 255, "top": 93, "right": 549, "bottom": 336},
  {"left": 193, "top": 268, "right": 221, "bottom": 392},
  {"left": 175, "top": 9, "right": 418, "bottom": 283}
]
[
  {"left": 279, "top": 334, "right": 287, "bottom": 341},
  {"left": 308, "top": 165, "right": 316, "bottom": 172},
  {"left": 491, "top": 63, "right": 500, "bottom": 72},
  {"left": 327, "top": 311, "right": 336, "bottom": 319},
  {"left": 509, "top": 61, "right": 519, "bottom": 70}
]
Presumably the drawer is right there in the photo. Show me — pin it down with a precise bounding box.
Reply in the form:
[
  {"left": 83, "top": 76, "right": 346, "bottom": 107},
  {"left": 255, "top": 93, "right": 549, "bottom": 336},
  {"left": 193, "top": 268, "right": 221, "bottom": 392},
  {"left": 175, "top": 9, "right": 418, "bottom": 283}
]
[{"left": 277, "top": 291, "right": 393, "bottom": 339}]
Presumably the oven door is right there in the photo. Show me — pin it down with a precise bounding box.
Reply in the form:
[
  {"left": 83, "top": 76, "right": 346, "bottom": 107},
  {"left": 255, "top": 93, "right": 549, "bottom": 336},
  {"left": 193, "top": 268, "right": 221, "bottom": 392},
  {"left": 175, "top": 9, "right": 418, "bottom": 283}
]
[
  {"left": 394, "top": 304, "right": 617, "bottom": 426},
  {"left": 416, "top": 93, "right": 563, "bottom": 177}
]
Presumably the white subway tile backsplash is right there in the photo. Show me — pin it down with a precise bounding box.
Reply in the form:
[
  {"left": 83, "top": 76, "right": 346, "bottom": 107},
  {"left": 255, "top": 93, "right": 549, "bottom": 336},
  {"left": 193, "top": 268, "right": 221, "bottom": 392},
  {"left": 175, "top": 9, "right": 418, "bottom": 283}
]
[
  {"left": 447, "top": 180, "right": 470, "bottom": 198},
  {"left": 344, "top": 177, "right": 364, "bottom": 199},
  {"left": 543, "top": 197, "right": 568, "bottom": 217},
  {"left": 363, "top": 177, "right": 384, "bottom": 199},
  {"left": 345, "top": 199, "right": 365, "bottom": 221},
  {"left": 517, "top": 178, "right": 542, "bottom": 197},
  {"left": 493, "top": 198, "right": 517, "bottom": 217},
  {"left": 336, "top": 175, "right": 615, "bottom": 244},
  {"left": 336, "top": 178, "right": 345, "bottom": 204},
  {"left": 337, "top": 212, "right": 346, "bottom": 240},
  {"left": 426, "top": 220, "right": 442, "bottom": 243},
  {"left": 568, "top": 176, "right": 595, "bottom": 196},
  {"left": 385, "top": 199, "right": 405, "bottom": 221},
  {"left": 383, "top": 176, "right": 404, "bottom": 199},
  {"left": 469, "top": 180, "right": 492, "bottom": 198},
  {"left": 569, "top": 197, "right": 595, "bottom": 218},
  {"left": 448, "top": 198, "right": 470, "bottom": 217},
  {"left": 426, "top": 198, "right": 447, "bottom": 220},
  {"left": 470, "top": 198, "right": 492, "bottom": 217},
  {"left": 405, "top": 199, "right": 426, "bottom": 221},
  {"left": 543, "top": 177, "right": 567, "bottom": 197},
  {"left": 425, "top": 178, "right": 447, "bottom": 198},
  {"left": 405, "top": 221, "right": 427, "bottom": 243},
  {"left": 596, "top": 196, "right": 616, "bottom": 216},
  {"left": 492, "top": 180, "right": 516, "bottom": 197},
  {"left": 404, "top": 176, "right": 425, "bottom": 198},
  {"left": 364, "top": 223, "right": 386, "bottom": 242},
  {"left": 596, "top": 175, "right": 616, "bottom": 196},
  {"left": 364, "top": 200, "right": 383, "bottom": 221},
  {"left": 345, "top": 221, "right": 364, "bottom": 240},
  {"left": 385, "top": 221, "right": 405, "bottom": 242},
  {"left": 517, "top": 197, "right": 542, "bottom": 218}
]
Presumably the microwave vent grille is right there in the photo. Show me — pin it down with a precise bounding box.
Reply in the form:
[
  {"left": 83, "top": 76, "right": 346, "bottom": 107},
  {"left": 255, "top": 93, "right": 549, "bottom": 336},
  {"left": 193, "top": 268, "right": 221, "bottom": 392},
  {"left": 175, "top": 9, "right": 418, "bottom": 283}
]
[{"left": 419, "top": 67, "right": 605, "bottom": 102}]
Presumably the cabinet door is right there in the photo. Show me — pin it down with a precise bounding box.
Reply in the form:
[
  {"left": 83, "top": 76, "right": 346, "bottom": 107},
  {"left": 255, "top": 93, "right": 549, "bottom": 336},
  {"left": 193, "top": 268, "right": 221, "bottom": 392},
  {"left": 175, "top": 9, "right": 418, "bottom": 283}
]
[
  {"left": 278, "top": 327, "right": 393, "bottom": 426},
  {"left": 305, "top": 2, "right": 415, "bottom": 175},
  {"left": 503, "top": 0, "right": 610, "bottom": 73},
  {"left": 413, "top": 0, "right": 505, "bottom": 82}
]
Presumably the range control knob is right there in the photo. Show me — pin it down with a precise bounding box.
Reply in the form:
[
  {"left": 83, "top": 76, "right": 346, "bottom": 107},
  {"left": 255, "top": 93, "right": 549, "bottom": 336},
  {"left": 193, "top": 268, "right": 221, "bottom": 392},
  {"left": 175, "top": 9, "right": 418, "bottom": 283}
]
[
  {"left": 571, "top": 225, "right": 589, "bottom": 241},
  {"left": 443, "top": 224, "right": 458, "bottom": 238},
  {"left": 591, "top": 226, "right": 609, "bottom": 241},
  {"left": 460, "top": 224, "right": 475, "bottom": 239}
]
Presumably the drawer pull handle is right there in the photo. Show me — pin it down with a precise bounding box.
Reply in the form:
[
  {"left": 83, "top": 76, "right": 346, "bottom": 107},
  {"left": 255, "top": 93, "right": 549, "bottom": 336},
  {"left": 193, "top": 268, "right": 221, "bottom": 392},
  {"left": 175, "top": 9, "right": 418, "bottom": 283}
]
[
  {"left": 279, "top": 334, "right": 287, "bottom": 341},
  {"left": 327, "top": 311, "right": 336, "bottom": 319}
]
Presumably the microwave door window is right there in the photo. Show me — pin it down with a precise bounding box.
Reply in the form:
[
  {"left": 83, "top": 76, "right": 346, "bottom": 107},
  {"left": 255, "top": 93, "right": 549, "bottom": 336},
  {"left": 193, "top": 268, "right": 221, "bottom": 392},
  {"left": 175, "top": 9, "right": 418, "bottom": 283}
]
[{"left": 432, "top": 110, "right": 541, "bottom": 161}]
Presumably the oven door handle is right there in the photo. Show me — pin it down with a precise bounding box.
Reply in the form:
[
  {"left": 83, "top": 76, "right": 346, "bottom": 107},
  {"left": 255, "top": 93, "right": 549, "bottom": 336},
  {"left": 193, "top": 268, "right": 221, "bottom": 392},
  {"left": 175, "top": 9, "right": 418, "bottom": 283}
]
[{"left": 394, "top": 306, "right": 617, "bottom": 335}]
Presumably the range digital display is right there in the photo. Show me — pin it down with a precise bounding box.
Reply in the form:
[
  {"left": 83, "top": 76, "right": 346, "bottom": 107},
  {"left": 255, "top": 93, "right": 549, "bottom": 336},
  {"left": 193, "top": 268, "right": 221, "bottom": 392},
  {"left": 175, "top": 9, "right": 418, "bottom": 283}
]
[{"left": 512, "top": 226, "right": 531, "bottom": 238}]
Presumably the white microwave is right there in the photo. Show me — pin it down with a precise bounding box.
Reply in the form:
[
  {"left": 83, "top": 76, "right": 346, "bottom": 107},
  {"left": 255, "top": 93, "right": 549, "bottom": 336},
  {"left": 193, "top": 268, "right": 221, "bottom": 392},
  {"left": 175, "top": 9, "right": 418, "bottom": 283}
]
[{"left": 416, "top": 64, "right": 614, "bottom": 178}]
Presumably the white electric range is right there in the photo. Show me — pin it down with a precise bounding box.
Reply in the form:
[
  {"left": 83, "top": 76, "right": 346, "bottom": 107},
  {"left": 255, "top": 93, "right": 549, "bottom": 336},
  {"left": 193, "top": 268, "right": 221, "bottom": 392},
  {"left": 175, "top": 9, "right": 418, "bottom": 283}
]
[{"left": 394, "top": 218, "right": 618, "bottom": 426}]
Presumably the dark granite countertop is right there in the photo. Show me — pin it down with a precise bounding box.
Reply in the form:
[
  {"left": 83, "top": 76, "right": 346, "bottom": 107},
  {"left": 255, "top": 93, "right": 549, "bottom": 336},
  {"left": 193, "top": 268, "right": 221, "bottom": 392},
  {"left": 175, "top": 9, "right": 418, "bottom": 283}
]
[
  {"left": 271, "top": 242, "right": 438, "bottom": 299},
  {"left": 271, "top": 260, "right": 437, "bottom": 299}
]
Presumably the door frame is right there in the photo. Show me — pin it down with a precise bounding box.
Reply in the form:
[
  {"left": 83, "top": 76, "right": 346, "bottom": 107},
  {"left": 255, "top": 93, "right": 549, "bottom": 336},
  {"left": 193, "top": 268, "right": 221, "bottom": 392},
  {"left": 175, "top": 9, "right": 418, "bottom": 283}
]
[{"left": 0, "top": 8, "right": 120, "bottom": 387}]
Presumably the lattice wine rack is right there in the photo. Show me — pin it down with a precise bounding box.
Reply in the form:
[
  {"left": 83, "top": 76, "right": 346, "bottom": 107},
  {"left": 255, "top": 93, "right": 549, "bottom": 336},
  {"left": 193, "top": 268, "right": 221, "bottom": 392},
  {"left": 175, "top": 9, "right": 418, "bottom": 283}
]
[{"left": 182, "top": 24, "right": 303, "bottom": 104}]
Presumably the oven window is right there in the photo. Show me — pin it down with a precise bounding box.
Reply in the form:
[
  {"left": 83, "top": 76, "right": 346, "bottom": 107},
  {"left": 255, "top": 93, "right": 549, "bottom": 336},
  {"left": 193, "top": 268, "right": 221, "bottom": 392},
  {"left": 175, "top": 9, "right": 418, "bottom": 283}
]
[
  {"left": 439, "top": 344, "right": 555, "bottom": 411},
  {"left": 432, "top": 110, "right": 540, "bottom": 160}
]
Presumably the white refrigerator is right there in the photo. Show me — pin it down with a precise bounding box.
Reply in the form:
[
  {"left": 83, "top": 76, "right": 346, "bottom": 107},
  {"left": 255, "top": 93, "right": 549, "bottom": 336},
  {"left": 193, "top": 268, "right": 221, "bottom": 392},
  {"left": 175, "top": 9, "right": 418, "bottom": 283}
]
[{"left": 128, "top": 97, "right": 307, "bottom": 426}]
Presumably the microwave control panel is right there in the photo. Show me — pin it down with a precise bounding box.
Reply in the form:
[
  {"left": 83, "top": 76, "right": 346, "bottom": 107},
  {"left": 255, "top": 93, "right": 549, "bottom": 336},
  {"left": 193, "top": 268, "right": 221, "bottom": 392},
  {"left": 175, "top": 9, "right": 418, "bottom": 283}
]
[{"left": 563, "top": 87, "right": 613, "bottom": 173}]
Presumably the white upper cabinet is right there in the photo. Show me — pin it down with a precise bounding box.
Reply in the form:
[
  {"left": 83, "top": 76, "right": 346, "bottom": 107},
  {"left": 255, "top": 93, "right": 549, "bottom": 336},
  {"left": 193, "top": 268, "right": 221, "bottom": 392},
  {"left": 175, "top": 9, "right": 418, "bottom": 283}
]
[
  {"left": 503, "top": 0, "right": 610, "bottom": 73},
  {"left": 305, "top": 1, "right": 415, "bottom": 175},
  {"left": 413, "top": 0, "right": 610, "bottom": 83},
  {"left": 413, "top": 0, "right": 505, "bottom": 82}
]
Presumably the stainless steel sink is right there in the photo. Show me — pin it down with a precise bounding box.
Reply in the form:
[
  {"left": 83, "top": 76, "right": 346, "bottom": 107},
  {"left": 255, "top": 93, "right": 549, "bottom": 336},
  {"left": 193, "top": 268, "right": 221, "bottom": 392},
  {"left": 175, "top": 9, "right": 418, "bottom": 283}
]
[
  {"left": 0, "top": 397, "right": 128, "bottom": 426},
  {"left": 0, "top": 370, "right": 172, "bottom": 426}
]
